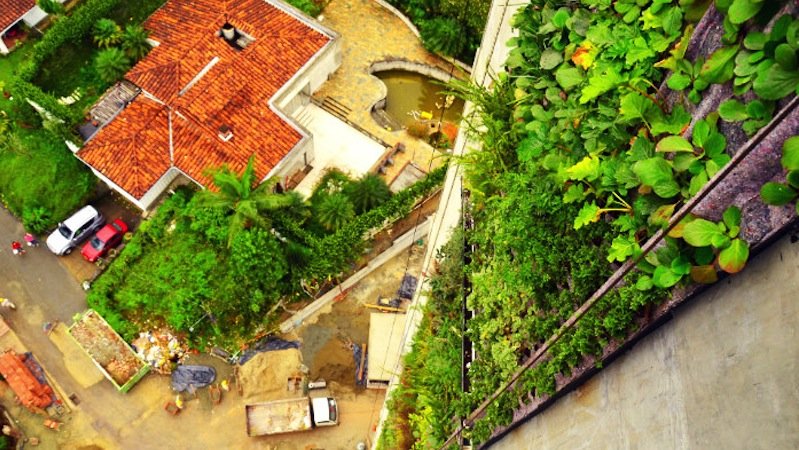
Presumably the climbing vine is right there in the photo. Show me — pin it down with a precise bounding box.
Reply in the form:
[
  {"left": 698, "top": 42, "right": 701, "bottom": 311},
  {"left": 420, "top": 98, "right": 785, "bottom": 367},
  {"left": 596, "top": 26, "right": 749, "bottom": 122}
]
[{"left": 385, "top": 0, "right": 799, "bottom": 447}]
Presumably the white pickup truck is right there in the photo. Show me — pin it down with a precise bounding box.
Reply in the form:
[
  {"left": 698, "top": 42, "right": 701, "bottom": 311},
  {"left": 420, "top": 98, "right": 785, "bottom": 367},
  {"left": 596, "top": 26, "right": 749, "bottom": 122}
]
[{"left": 245, "top": 396, "right": 338, "bottom": 436}]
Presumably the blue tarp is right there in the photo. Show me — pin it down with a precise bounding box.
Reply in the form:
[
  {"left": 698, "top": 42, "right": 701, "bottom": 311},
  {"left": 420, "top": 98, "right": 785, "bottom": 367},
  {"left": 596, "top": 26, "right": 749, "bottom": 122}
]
[
  {"left": 352, "top": 344, "right": 367, "bottom": 387},
  {"left": 238, "top": 336, "right": 301, "bottom": 365},
  {"left": 171, "top": 365, "right": 216, "bottom": 392},
  {"left": 397, "top": 274, "right": 418, "bottom": 299}
]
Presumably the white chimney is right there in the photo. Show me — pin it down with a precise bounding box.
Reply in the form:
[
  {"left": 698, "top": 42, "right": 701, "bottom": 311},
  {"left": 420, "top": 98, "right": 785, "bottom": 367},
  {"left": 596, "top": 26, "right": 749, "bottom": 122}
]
[{"left": 221, "top": 23, "right": 235, "bottom": 41}]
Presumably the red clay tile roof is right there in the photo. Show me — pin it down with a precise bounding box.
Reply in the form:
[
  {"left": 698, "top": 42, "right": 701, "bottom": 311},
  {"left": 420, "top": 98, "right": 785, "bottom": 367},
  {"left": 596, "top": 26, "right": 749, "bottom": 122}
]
[
  {"left": 79, "top": 0, "right": 332, "bottom": 198},
  {"left": 0, "top": 0, "right": 35, "bottom": 31}
]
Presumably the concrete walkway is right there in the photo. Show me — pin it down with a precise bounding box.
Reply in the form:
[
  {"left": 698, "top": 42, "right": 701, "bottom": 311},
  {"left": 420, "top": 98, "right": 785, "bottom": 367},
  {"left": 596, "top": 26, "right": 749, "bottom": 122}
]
[{"left": 293, "top": 104, "right": 386, "bottom": 197}]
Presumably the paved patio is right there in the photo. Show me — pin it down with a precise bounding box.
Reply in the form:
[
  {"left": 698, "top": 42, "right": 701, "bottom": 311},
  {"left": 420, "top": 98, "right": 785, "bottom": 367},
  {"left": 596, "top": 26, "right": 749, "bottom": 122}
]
[{"left": 293, "top": 104, "right": 386, "bottom": 197}]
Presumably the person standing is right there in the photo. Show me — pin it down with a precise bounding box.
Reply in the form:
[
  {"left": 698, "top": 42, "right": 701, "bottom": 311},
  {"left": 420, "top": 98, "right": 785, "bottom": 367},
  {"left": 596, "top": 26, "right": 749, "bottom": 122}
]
[
  {"left": 23, "top": 233, "right": 39, "bottom": 247},
  {"left": 11, "top": 241, "right": 24, "bottom": 256}
]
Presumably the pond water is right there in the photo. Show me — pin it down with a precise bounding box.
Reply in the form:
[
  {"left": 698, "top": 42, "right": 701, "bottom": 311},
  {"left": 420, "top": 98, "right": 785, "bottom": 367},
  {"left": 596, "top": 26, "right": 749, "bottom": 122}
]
[{"left": 372, "top": 69, "right": 464, "bottom": 129}]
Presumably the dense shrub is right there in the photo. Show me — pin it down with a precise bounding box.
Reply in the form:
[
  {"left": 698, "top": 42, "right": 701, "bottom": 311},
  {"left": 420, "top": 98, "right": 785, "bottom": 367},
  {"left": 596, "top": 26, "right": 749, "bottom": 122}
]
[
  {"left": 0, "top": 127, "right": 95, "bottom": 234},
  {"left": 88, "top": 166, "right": 446, "bottom": 346},
  {"left": 385, "top": 0, "right": 489, "bottom": 62}
]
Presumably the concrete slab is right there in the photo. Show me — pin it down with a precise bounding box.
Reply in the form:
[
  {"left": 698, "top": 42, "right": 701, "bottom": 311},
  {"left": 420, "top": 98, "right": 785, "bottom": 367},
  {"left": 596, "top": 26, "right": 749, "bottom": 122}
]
[
  {"left": 294, "top": 104, "right": 385, "bottom": 197},
  {"left": 491, "top": 233, "right": 799, "bottom": 449}
]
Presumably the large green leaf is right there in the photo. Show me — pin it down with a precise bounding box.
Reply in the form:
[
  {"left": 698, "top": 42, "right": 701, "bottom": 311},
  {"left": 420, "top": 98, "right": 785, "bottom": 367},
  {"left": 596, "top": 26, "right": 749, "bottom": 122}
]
[
  {"left": 555, "top": 66, "right": 583, "bottom": 90},
  {"left": 691, "top": 120, "right": 710, "bottom": 148},
  {"left": 753, "top": 64, "right": 799, "bottom": 100},
  {"left": 667, "top": 73, "right": 691, "bottom": 90},
  {"left": 540, "top": 49, "right": 563, "bottom": 70},
  {"left": 728, "top": 0, "right": 762, "bottom": 25},
  {"left": 607, "top": 235, "right": 638, "bottom": 263},
  {"left": 656, "top": 136, "right": 694, "bottom": 153},
  {"left": 722, "top": 205, "right": 742, "bottom": 229},
  {"left": 683, "top": 218, "right": 726, "bottom": 247},
  {"left": 718, "top": 99, "right": 748, "bottom": 121},
  {"left": 743, "top": 32, "right": 767, "bottom": 50},
  {"left": 633, "top": 157, "right": 673, "bottom": 186},
  {"left": 718, "top": 238, "right": 749, "bottom": 273},
  {"left": 780, "top": 136, "right": 799, "bottom": 171},
  {"left": 580, "top": 66, "right": 623, "bottom": 103},
  {"left": 775, "top": 43, "right": 798, "bottom": 71},
  {"left": 653, "top": 179, "right": 681, "bottom": 198},
  {"left": 635, "top": 276, "right": 654, "bottom": 291},
  {"left": 699, "top": 45, "right": 738, "bottom": 84},
  {"left": 671, "top": 256, "right": 691, "bottom": 276},
  {"left": 567, "top": 156, "right": 600, "bottom": 181},
  {"left": 652, "top": 266, "right": 682, "bottom": 288},
  {"left": 574, "top": 202, "right": 600, "bottom": 229},
  {"left": 633, "top": 157, "right": 680, "bottom": 198},
  {"left": 650, "top": 106, "right": 691, "bottom": 136},
  {"left": 619, "top": 92, "right": 651, "bottom": 122},
  {"left": 760, "top": 182, "right": 797, "bottom": 206}
]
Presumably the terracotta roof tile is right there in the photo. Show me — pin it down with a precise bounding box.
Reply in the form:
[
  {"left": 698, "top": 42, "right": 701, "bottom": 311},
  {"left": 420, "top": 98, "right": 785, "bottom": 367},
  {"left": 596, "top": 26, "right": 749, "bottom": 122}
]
[
  {"left": 79, "top": 0, "right": 332, "bottom": 200},
  {"left": 0, "top": 0, "right": 34, "bottom": 31},
  {"left": 78, "top": 97, "right": 172, "bottom": 198}
]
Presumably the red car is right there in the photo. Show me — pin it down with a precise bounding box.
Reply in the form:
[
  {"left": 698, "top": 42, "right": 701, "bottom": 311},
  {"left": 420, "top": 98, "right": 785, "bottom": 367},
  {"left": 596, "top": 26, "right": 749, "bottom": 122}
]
[{"left": 81, "top": 219, "right": 128, "bottom": 262}]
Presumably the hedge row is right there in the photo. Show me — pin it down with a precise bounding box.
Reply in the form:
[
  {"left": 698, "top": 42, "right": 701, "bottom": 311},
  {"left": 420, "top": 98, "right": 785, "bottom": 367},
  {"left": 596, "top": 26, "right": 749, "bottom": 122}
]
[{"left": 9, "top": 79, "right": 80, "bottom": 124}]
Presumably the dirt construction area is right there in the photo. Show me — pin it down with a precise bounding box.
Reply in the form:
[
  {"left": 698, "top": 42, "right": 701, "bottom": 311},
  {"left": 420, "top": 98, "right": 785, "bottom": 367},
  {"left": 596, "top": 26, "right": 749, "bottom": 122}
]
[{"left": 0, "top": 241, "right": 425, "bottom": 450}]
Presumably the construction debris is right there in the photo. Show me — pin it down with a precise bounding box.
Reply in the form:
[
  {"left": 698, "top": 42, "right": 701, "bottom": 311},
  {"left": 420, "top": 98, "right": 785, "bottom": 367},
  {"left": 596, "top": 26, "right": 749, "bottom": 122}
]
[{"left": 132, "top": 330, "right": 187, "bottom": 374}]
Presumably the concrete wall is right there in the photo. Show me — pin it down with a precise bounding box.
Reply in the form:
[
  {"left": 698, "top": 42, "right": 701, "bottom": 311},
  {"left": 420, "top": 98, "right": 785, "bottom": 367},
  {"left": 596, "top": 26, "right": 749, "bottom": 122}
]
[{"left": 491, "top": 233, "right": 799, "bottom": 450}]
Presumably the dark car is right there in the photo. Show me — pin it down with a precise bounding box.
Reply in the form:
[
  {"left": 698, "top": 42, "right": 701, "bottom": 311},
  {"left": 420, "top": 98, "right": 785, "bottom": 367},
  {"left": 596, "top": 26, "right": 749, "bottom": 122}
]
[{"left": 81, "top": 219, "right": 129, "bottom": 262}]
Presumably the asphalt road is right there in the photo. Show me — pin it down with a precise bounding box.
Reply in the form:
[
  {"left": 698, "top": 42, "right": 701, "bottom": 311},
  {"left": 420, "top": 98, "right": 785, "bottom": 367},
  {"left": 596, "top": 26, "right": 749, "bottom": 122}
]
[{"left": 0, "top": 207, "right": 135, "bottom": 445}]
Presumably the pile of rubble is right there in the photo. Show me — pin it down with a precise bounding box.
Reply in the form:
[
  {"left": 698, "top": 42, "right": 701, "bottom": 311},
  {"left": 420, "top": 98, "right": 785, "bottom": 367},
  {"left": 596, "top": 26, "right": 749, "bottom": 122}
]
[{"left": 132, "top": 330, "right": 187, "bottom": 374}]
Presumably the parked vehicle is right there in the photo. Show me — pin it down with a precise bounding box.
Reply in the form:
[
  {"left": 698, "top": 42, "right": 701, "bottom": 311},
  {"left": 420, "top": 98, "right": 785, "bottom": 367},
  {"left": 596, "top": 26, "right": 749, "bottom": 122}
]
[
  {"left": 46, "top": 206, "right": 105, "bottom": 256},
  {"left": 245, "top": 396, "right": 338, "bottom": 436},
  {"left": 81, "top": 218, "right": 128, "bottom": 262}
]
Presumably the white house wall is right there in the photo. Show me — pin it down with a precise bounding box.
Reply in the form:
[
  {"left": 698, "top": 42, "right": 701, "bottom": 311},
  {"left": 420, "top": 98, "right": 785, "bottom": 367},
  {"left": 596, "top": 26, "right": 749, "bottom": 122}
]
[
  {"left": 21, "top": 6, "right": 47, "bottom": 27},
  {"left": 274, "top": 39, "right": 342, "bottom": 113},
  {"left": 137, "top": 168, "right": 181, "bottom": 211}
]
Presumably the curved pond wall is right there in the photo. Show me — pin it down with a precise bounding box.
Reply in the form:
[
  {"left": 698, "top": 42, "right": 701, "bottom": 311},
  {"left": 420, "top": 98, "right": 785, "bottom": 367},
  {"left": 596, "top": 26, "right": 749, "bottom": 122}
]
[{"left": 368, "top": 60, "right": 464, "bottom": 130}]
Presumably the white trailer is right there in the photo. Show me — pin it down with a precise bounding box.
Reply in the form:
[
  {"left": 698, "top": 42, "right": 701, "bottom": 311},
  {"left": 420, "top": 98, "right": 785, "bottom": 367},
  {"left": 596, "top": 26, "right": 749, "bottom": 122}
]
[
  {"left": 367, "top": 312, "right": 407, "bottom": 389},
  {"left": 245, "top": 396, "right": 338, "bottom": 436}
]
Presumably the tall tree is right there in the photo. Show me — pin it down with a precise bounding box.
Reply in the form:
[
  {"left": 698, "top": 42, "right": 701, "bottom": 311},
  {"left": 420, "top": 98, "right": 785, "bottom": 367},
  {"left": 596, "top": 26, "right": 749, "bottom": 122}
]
[
  {"left": 93, "top": 18, "right": 122, "bottom": 48},
  {"left": 94, "top": 48, "right": 130, "bottom": 84},
  {"left": 121, "top": 24, "right": 151, "bottom": 61},
  {"left": 197, "top": 155, "right": 302, "bottom": 246},
  {"left": 344, "top": 173, "right": 392, "bottom": 214},
  {"left": 419, "top": 17, "right": 467, "bottom": 57},
  {"left": 314, "top": 193, "right": 355, "bottom": 232}
]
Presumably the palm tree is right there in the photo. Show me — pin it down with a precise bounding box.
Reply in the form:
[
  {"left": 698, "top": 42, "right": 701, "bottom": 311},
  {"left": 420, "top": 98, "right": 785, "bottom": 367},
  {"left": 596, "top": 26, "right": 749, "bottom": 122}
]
[
  {"left": 93, "top": 18, "right": 122, "bottom": 49},
  {"left": 121, "top": 25, "right": 151, "bottom": 61},
  {"left": 419, "top": 17, "right": 467, "bottom": 58},
  {"left": 314, "top": 193, "right": 355, "bottom": 232},
  {"left": 343, "top": 173, "right": 392, "bottom": 214},
  {"left": 198, "top": 155, "right": 303, "bottom": 246},
  {"left": 94, "top": 48, "right": 130, "bottom": 84}
]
